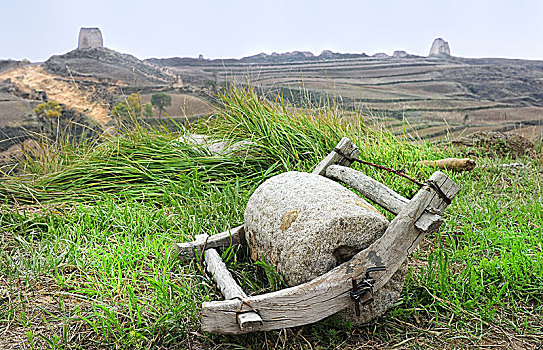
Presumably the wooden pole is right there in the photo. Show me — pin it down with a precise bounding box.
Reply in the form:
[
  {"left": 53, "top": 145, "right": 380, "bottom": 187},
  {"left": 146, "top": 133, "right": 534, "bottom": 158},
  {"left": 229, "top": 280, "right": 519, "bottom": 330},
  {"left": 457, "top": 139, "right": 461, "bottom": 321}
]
[
  {"left": 204, "top": 248, "right": 263, "bottom": 332},
  {"left": 326, "top": 165, "right": 444, "bottom": 233}
]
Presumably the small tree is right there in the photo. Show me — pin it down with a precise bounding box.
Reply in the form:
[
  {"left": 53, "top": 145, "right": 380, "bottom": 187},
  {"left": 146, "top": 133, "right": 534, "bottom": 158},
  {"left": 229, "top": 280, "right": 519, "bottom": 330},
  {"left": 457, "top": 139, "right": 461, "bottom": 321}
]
[
  {"left": 34, "top": 101, "right": 62, "bottom": 134},
  {"left": 151, "top": 93, "right": 172, "bottom": 118},
  {"left": 112, "top": 93, "right": 142, "bottom": 121},
  {"left": 143, "top": 102, "right": 154, "bottom": 118}
]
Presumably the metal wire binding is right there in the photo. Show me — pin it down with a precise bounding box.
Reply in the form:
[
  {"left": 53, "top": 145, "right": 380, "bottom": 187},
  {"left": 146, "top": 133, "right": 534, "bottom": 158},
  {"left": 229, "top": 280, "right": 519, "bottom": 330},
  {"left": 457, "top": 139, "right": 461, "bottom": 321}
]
[{"left": 332, "top": 147, "right": 452, "bottom": 204}]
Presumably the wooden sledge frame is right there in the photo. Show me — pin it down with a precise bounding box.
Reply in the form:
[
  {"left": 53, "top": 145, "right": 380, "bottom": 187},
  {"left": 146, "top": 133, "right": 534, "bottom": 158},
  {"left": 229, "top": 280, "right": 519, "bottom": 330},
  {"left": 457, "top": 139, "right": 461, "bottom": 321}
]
[{"left": 176, "top": 137, "right": 460, "bottom": 334}]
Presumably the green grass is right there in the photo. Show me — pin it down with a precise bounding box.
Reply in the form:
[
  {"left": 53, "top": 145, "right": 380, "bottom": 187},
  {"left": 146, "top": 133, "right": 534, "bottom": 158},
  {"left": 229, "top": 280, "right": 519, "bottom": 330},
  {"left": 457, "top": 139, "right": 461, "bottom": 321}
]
[{"left": 1, "top": 86, "right": 542, "bottom": 349}]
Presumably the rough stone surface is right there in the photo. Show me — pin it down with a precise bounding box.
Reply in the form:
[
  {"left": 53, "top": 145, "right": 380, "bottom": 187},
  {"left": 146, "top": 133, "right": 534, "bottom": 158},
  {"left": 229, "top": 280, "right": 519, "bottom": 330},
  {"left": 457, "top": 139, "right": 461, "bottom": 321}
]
[
  {"left": 452, "top": 131, "right": 537, "bottom": 159},
  {"left": 429, "top": 38, "right": 451, "bottom": 56},
  {"left": 392, "top": 50, "right": 408, "bottom": 58},
  {"left": 244, "top": 171, "right": 390, "bottom": 287},
  {"left": 0, "top": 60, "right": 20, "bottom": 73},
  {"left": 336, "top": 261, "right": 408, "bottom": 325},
  {"left": 178, "top": 134, "right": 258, "bottom": 157},
  {"left": 78, "top": 28, "right": 103, "bottom": 49},
  {"left": 372, "top": 52, "right": 389, "bottom": 58}
]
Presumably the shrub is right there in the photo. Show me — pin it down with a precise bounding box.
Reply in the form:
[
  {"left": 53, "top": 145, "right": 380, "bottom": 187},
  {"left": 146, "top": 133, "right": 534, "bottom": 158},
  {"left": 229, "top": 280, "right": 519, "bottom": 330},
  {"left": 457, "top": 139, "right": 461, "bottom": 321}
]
[{"left": 112, "top": 93, "right": 143, "bottom": 120}]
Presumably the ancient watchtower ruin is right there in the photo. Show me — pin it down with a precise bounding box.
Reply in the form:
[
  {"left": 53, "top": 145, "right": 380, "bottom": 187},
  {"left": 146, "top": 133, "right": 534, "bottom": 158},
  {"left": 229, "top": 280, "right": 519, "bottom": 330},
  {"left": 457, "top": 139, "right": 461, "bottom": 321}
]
[
  {"left": 78, "top": 28, "right": 103, "bottom": 49},
  {"left": 429, "top": 38, "right": 451, "bottom": 56}
]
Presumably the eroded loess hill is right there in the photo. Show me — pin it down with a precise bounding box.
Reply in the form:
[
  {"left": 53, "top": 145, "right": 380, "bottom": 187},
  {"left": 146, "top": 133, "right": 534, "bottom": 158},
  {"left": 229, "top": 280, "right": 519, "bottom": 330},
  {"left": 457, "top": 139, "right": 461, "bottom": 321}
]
[
  {"left": 0, "top": 65, "right": 111, "bottom": 126},
  {"left": 151, "top": 55, "right": 543, "bottom": 142},
  {"left": 44, "top": 47, "right": 183, "bottom": 87}
]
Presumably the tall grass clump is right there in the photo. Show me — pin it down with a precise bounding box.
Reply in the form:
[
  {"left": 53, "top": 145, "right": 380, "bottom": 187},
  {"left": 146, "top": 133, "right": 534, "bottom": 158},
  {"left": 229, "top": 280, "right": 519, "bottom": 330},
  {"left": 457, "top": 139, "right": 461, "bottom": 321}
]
[
  {"left": 198, "top": 85, "right": 453, "bottom": 197},
  {"left": 0, "top": 85, "right": 451, "bottom": 205}
]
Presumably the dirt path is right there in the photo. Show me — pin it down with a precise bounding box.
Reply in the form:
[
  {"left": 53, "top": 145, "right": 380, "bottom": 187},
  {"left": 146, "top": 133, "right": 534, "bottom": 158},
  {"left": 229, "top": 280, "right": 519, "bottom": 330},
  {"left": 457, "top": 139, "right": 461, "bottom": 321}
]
[{"left": 0, "top": 66, "right": 111, "bottom": 126}]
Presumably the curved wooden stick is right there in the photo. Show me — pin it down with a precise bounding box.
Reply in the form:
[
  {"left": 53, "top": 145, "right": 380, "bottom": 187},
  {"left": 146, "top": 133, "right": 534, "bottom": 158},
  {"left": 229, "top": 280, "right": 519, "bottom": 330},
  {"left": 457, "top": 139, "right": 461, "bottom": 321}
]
[
  {"left": 201, "top": 171, "right": 459, "bottom": 334},
  {"left": 326, "top": 165, "right": 444, "bottom": 233}
]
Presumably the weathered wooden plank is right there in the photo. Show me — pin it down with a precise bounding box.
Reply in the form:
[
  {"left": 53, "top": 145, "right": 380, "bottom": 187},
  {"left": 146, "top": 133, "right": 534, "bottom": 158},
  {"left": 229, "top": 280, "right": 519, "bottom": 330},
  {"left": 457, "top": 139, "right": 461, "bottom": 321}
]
[
  {"left": 205, "top": 248, "right": 263, "bottom": 331},
  {"left": 237, "top": 312, "right": 264, "bottom": 332},
  {"left": 201, "top": 171, "right": 459, "bottom": 334},
  {"left": 326, "top": 165, "right": 447, "bottom": 234},
  {"left": 175, "top": 225, "right": 244, "bottom": 261},
  {"left": 326, "top": 164, "right": 408, "bottom": 214},
  {"left": 408, "top": 170, "right": 459, "bottom": 253},
  {"left": 312, "top": 137, "right": 361, "bottom": 176},
  {"left": 205, "top": 249, "right": 247, "bottom": 300}
]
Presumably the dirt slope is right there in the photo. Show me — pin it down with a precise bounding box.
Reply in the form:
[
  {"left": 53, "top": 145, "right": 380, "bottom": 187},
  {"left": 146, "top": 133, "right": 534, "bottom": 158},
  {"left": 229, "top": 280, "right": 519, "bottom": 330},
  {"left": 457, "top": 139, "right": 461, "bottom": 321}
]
[{"left": 0, "top": 66, "right": 111, "bottom": 126}]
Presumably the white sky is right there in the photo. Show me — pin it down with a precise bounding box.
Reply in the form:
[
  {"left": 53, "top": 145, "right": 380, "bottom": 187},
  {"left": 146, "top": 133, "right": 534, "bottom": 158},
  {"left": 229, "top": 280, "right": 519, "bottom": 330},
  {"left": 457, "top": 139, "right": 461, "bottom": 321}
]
[{"left": 1, "top": 0, "right": 543, "bottom": 62}]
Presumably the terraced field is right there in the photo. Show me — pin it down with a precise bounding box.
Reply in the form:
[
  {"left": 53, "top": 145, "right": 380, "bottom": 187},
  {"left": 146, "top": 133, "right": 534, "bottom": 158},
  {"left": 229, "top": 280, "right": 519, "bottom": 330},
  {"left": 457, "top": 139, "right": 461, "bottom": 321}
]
[{"left": 153, "top": 55, "right": 543, "bottom": 142}]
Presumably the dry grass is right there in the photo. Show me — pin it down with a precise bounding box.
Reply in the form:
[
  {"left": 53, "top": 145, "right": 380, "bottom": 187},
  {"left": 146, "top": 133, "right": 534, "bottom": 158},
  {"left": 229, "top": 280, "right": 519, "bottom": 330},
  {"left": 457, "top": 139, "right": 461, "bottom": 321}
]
[{"left": 0, "top": 66, "right": 111, "bottom": 126}]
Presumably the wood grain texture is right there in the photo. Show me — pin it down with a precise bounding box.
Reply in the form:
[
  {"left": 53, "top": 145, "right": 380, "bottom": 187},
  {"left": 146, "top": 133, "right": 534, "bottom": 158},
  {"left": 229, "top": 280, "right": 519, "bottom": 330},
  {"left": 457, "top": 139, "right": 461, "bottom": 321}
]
[
  {"left": 205, "top": 248, "right": 263, "bottom": 331},
  {"left": 326, "top": 164, "right": 408, "bottom": 214},
  {"left": 312, "top": 137, "right": 361, "bottom": 176},
  {"left": 176, "top": 225, "right": 244, "bottom": 261},
  {"left": 420, "top": 158, "right": 476, "bottom": 171},
  {"left": 205, "top": 249, "right": 248, "bottom": 300},
  {"left": 326, "top": 165, "right": 445, "bottom": 234},
  {"left": 201, "top": 171, "right": 459, "bottom": 334}
]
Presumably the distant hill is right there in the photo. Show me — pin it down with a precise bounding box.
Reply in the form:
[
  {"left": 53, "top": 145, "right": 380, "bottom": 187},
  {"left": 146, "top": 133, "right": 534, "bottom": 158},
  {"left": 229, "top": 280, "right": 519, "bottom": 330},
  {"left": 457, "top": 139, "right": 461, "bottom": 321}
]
[
  {"left": 147, "top": 50, "right": 370, "bottom": 67},
  {"left": 0, "top": 59, "right": 22, "bottom": 73},
  {"left": 0, "top": 48, "right": 206, "bottom": 155},
  {"left": 44, "top": 47, "right": 182, "bottom": 86},
  {"left": 148, "top": 52, "right": 543, "bottom": 141},
  {"left": 2, "top": 44, "right": 543, "bottom": 150}
]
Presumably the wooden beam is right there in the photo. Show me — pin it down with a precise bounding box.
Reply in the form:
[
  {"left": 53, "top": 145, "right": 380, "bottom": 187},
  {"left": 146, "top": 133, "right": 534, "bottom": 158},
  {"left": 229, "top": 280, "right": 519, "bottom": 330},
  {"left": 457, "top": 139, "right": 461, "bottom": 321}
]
[
  {"left": 175, "top": 225, "right": 244, "bottom": 261},
  {"left": 312, "top": 137, "right": 361, "bottom": 176},
  {"left": 201, "top": 171, "right": 459, "bottom": 334},
  {"left": 205, "top": 248, "right": 263, "bottom": 331},
  {"left": 326, "top": 164, "right": 408, "bottom": 214},
  {"left": 326, "top": 165, "right": 444, "bottom": 234}
]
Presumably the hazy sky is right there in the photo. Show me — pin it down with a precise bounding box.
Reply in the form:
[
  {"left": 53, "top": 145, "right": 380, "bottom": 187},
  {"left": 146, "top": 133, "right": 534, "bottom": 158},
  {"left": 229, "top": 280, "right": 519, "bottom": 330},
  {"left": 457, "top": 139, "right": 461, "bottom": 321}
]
[{"left": 1, "top": 0, "right": 543, "bottom": 62}]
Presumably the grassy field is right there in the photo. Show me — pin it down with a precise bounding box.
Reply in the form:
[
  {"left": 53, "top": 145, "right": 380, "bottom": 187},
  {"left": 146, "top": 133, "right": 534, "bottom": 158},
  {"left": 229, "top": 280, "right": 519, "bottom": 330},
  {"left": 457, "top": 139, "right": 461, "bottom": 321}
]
[{"left": 1, "top": 87, "right": 542, "bottom": 349}]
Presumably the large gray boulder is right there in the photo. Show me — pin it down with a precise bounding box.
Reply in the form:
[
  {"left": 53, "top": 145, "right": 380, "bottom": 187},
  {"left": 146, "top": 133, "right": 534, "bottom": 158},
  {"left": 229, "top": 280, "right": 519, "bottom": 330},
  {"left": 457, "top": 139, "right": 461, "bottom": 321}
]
[
  {"left": 244, "top": 171, "right": 390, "bottom": 286},
  {"left": 244, "top": 171, "right": 408, "bottom": 324}
]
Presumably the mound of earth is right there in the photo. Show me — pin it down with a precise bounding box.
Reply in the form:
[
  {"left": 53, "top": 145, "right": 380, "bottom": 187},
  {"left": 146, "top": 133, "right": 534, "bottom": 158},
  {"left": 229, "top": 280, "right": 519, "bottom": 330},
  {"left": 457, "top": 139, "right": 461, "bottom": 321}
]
[
  {"left": 0, "top": 65, "right": 111, "bottom": 126},
  {"left": 140, "top": 93, "right": 212, "bottom": 118},
  {"left": 452, "top": 131, "right": 538, "bottom": 158},
  {"left": 44, "top": 47, "right": 182, "bottom": 86},
  {"left": 0, "top": 60, "right": 22, "bottom": 73},
  {"left": 0, "top": 79, "right": 43, "bottom": 150}
]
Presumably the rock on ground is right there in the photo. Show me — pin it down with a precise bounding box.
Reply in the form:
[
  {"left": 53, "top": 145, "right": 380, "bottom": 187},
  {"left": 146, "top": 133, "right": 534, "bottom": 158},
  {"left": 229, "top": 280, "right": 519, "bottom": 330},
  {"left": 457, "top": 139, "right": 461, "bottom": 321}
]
[
  {"left": 244, "top": 171, "right": 389, "bottom": 286},
  {"left": 244, "top": 171, "right": 410, "bottom": 324},
  {"left": 179, "top": 134, "right": 257, "bottom": 157}
]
